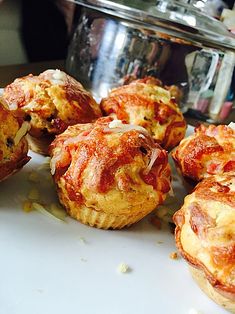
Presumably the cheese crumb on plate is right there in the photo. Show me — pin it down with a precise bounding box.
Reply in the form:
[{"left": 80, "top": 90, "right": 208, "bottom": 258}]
[{"left": 117, "top": 263, "right": 130, "bottom": 273}]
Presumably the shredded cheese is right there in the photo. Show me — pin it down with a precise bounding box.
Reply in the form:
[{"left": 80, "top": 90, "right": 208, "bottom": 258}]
[
  {"left": 50, "top": 203, "right": 67, "bottom": 221},
  {"left": 63, "top": 134, "right": 89, "bottom": 146},
  {"left": 117, "top": 263, "right": 129, "bottom": 273},
  {"left": 52, "top": 69, "right": 66, "bottom": 81},
  {"left": 14, "top": 122, "right": 30, "bottom": 145},
  {"left": 106, "top": 120, "right": 148, "bottom": 135},
  {"left": 143, "top": 148, "right": 161, "bottom": 175},
  {"left": 8, "top": 103, "right": 18, "bottom": 110},
  {"left": 50, "top": 154, "right": 61, "bottom": 175},
  {"left": 228, "top": 122, "right": 235, "bottom": 131},
  {"left": 32, "top": 202, "right": 65, "bottom": 222},
  {"left": 108, "top": 119, "right": 124, "bottom": 129}
]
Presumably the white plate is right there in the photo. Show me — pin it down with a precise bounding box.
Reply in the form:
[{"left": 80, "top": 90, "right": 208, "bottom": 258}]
[{"left": 0, "top": 126, "right": 228, "bottom": 314}]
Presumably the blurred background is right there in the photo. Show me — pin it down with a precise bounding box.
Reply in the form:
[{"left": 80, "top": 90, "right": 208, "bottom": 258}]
[
  {"left": 0, "top": 0, "right": 234, "bottom": 66},
  {"left": 0, "top": 0, "right": 74, "bottom": 65},
  {"left": 0, "top": 0, "right": 234, "bottom": 123}
]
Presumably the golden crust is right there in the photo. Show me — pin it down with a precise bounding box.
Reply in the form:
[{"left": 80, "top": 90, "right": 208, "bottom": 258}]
[
  {"left": 100, "top": 76, "right": 186, "bottom": 150},
  {"left": 173, "top": 174, "right": 235, "bottom": 305},
  {"left": 189, "top": 266, "right": 235, "bottom": 313},
  {"left": 0, "top": 102, "right": 30, "bottom": 182},
  {"left": 49, "top": 117, "right": 172, "bottom": 229},
  {"left": 2, "top": 69, "right": 102, "bottom": 139},
  {"left": 172, "top": 124, "right": 235, "bottom": 182}
]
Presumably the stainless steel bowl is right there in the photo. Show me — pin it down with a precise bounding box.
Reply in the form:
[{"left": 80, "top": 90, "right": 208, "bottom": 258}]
[{"left": 66, "top": 0, "right": 235, "bottom": 123}]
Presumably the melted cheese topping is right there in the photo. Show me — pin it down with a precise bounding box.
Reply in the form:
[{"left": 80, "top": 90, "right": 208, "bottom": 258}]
[
  {"left": 107, "top": 119, "right": 149, "bottom": 135},
  {"left": 101, "top": 77, "right": 186, "bottom": 150},
  {"left": 229, "top": 122, "right": 235, "bottom": 131},
  {"left": 2, "top": 69, "right": 101, "bottom": 137},
  {"left": 108, "top": 119, "right": 124, "bottom": 129},
  {"left": 0, "top": 102, "right": 30, "bottom": 181},
  {"left": 172, "top": 124, "right": 235, "bottom": 181},
  {"left": 174, "top": 174, "right": 235, "bottom": 297},
  {"left": 49, "top": 117, "right": 171, "bottom": 227}
]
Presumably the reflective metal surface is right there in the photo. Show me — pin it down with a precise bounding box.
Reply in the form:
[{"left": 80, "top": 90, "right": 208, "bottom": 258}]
[
  {"left": 66, "top": 8, "right": 195, "bottom": 98},
  {"left": 69, "top": 0, "right": 235, "bottom": 49},
  {"left": 66, "top": 4, "right": 235, "bottom": 122}
]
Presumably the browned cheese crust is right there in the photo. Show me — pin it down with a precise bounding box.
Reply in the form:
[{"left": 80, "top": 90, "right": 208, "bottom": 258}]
[
  {"left": 3, "top": 69, "right": 102, "bottom": 138},
  {"left": 172, "top": 124, "right": 235, "bottom": 183},
  {"left": 173, "top": 174, "right": 235, "bottom": 306},
  {"left": 0, "top": 102, "right": 30, "bottom": 181},
  {"left": 49, "top": 117, "right": 172, "bottom": 229},
  {"left": 100, "top": 77, "right": 186, "bottom": 150}
]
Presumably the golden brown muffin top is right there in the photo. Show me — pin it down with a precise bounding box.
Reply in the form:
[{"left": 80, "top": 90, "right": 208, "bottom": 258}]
[
  {"left": 3, "top": 69, "right": 101, "bottom": 137},
  {"left": 0, "top": 102, "right": 26, "bottom": 160},
  {"left": 172, "top": 124, "right": 235, "bottom": 182},
  {"left": 174, "top": 174, "right": 235, "bottom": 300},
  {"left": 0, "top": 101, "right": 30, "bottom": 181},
  {"left": 100, "top": 76, "right": 186, "bottom": 150},
  {"left": 50, "top": 117, "right": 171, "bottom": 201}
]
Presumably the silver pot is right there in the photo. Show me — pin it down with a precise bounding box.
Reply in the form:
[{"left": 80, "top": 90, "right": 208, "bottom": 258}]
[{"left": 65, "top": 0, "right": 235, "bottom": 123}]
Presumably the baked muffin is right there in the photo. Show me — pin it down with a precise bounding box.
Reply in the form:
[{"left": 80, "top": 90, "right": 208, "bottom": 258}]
[
  {"left": 100, "top": 76, "right": 186, "bottom": 150},
  {"left": 173, "top": 174, "right": 235, "bottom": 313},
  {"left": 3, "top": 69, "right": 102, "bottom": 155},
  {"left": 49, "top": 117, "right": 171, "bottom": 229},
  {"left": 0, "top": 101, "right": 30, "bottom": 182},
  {"left": 172, "top": 123, "right": 235, "bottom": 185}
]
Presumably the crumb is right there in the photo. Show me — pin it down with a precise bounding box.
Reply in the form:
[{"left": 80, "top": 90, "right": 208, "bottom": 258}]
[
  {"left": 117, "top": 263, "right": 129, "bottom": 273},
  {"left": 156, "top": 241, "right": 164, "bottom": 244},
  {"left": 28, "top": 188, "right": 39, "bottom": 200},
  {"left": 33, "top": 202, "right": 66, "bottom": 222},
  {"left": 80, "top": 258, "right": 87, "bottom": 262},
  {"left": 22, "top": 200, "right": 33, "bottom": 212},
  {"left": 79, "top": 237, "right": 86, "bottom": 244},
  {"left": 150, "top": 216, "right": 162, "bottom": 229},
  {"left": 32, "top": 202, "right": 46, "bottom": 212},
  {"left": 50, "top": 203, "right": 66, "bottom": 219},
  {"left": 169, "top": 252, "right": 178, "bottom": 260}
]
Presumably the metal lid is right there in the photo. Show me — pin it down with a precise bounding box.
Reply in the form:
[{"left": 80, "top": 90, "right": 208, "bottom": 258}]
[{"left": 71, "top": 0, "right": 235, "bottom": 50}]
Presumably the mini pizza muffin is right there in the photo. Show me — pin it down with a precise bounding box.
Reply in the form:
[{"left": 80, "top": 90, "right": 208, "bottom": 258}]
[
  {"left": 0, "top": 101, "right": 30, "bottom": 182},
  {"left": 3, "top": 69, "right": 102, "bottom": 155},
  {"left": 49, "top": 117, "right": 171, "bottom": 229},
  {"left": 172, "top": 123, "right": 235, "bottom": 185},
  {"left": 173, "top": 174, "right": 235, "bottom": 313},
  {"left": 100, "top": 76, "right": 186, "bottom": 150}
]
